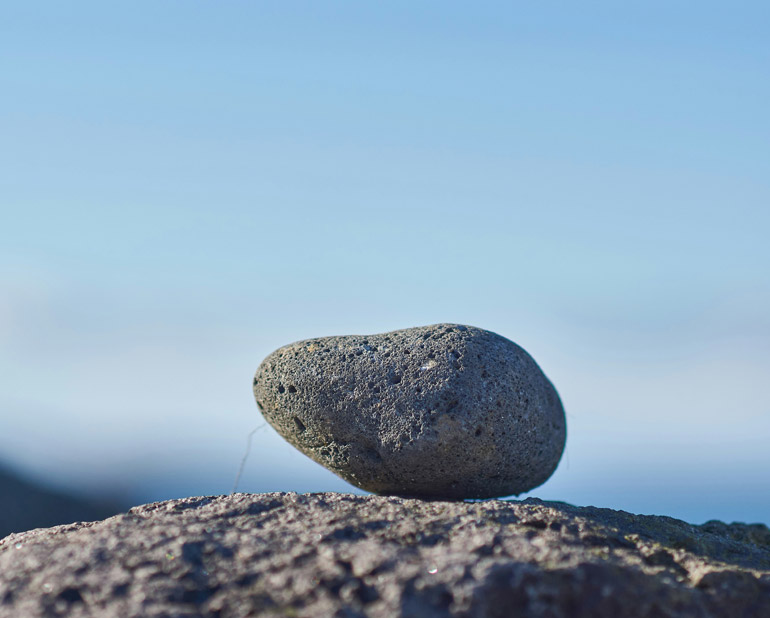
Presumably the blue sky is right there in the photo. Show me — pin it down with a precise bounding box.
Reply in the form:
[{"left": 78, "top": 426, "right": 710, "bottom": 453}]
[{"left": 2, "top": 2, "right": 769, "bottom": 524}]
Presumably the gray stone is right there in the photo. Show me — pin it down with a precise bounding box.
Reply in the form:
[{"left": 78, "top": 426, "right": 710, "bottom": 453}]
[
  {"left": 253, "top": 324, "right": 566, "bottom": 499},
  {"left": 2, "top": 492, "right": 769, "bottom": 618}
]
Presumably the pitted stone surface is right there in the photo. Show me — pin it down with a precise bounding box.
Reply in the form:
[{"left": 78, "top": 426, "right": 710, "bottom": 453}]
[
  {"left": 1, "top": 493, "right": 769, "bottom": 618},
  {"left": 253, "top": 324, "right": 566, "bottom": 499}
]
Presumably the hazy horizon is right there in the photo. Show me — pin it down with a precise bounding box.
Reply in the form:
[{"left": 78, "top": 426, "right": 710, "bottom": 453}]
[{"left": 2, "top": 2, "right": 769, "bottom": 526}]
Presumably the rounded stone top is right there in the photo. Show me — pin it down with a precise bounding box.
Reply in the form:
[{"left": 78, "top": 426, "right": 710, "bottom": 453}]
[{"left": 253, "top": 324, "right": 566, "bottom": 499}]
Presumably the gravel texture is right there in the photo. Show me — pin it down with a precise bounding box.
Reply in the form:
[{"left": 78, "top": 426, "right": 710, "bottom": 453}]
[
  {"left": 1, "top": 492, "right": 769, "bottom": 618},
  {"left": 253, "top": 324, "right": 566, "bottom": 498}
]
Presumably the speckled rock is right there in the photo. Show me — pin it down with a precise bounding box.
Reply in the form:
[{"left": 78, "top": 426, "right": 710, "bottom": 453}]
[
  {"left": 253, "top": 324, "right": 566, "bottom": 498},
  {"left": 2, "top": 493, "right": 769, "bottom": 618}
]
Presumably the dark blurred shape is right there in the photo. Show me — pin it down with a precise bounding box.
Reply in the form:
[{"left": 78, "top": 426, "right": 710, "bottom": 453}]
[{"left": 0, "top": 463, "right": 125, "bottom": 538}]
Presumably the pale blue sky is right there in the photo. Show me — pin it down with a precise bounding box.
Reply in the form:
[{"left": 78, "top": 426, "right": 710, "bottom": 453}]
[{"left": 2, "top": 2, "right": 769, "bottom": 524}]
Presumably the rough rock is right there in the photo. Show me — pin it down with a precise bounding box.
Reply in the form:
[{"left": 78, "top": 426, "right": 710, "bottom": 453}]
[
  {"left": 253, "top": 324, "right": 566, "bottom": 499},
  {"left": 2, "top": 492, "right": 769, "bottom": 617},
  {"left": 0, "top": 463, "right": 123, "bottom": 538}
]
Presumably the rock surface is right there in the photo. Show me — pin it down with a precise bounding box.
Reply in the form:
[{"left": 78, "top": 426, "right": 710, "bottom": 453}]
[
  {"left": 2, "top": 493, "right": 769, "bottom": 618},
  {"left": 253, "top": 324, "right": 566, "bottom": 499}
]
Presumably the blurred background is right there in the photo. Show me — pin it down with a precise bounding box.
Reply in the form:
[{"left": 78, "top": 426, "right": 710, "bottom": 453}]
[{"left": 2, "top": 1, "right": 768, "bottom": 533}]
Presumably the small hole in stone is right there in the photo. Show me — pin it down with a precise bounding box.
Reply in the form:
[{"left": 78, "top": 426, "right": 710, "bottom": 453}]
[
  {"left": 367, "top": 382, "right": 375, "bottom": 388},
  {"left": 404, "top": 349, "right": 411, "bottom": 354},
  {"left": 293, "top": 417, "right": 306, "bottom": 432},
  {"left": 288, "top": 385, "right": 297, "bottom": 393},
  {"left": 428, "top": 352, "right": 435, "bottom": 359},
  {"left": 474, "top": 427, "right": 482, "bottom": 437},
  {"left": 390, "top": 375, "right": 401, "bottom": 385},
  {"left": 278, "top": 385, "right": 285, "bottom": 394}
]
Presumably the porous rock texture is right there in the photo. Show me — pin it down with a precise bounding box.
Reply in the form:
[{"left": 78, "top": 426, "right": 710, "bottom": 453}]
[
  {"left": 253, "top": 324, "right": 566, "bottom": 499},
  {"left": 2, "top": 493, "right": 769, "bottom": 618}
]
